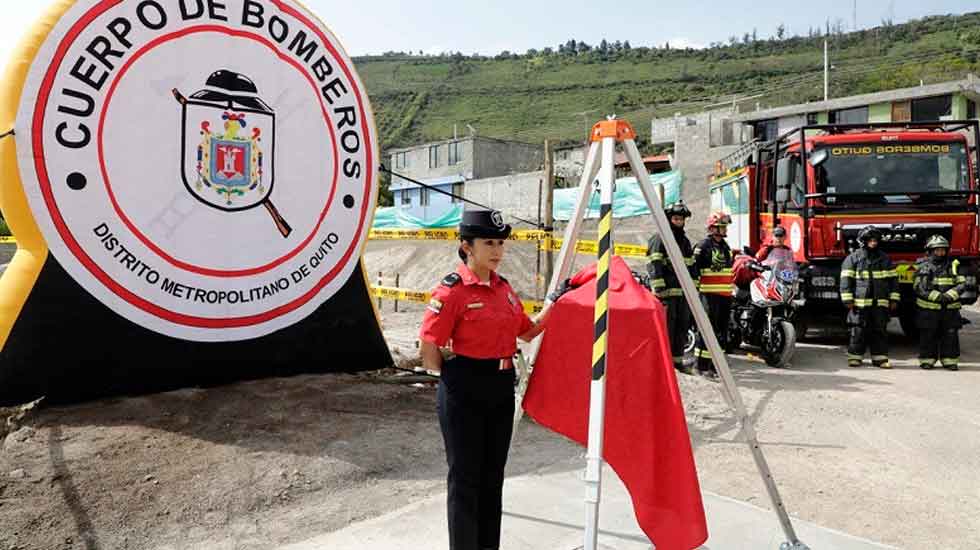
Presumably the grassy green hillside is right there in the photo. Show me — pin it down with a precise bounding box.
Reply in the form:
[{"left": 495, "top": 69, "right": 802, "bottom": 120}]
[{"left": 355, "top": 12, "right": 980, "bottom": 152}]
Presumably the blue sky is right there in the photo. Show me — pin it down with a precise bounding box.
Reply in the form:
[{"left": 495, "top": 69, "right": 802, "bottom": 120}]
[
  {"left": 1, "top": 0, "right": 976, "bottom": 64},
  {"left": 314, "top": 0, "right": 978, "bottom": 55}
]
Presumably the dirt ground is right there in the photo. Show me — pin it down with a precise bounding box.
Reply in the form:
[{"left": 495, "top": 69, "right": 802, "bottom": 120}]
[{"left": 3, "top": 235, "right": 980, "bottom": 549}]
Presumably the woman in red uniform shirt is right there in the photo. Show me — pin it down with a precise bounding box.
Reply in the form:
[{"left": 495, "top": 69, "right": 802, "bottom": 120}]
[{"left": 419, "top": 208, "right": 551, "bottom": 550}]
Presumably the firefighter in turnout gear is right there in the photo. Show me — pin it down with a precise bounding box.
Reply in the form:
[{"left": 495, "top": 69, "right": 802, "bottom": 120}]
[
  {"left": 914, "top": 235, "right": 965, "bottom": 371},
  {"left": 840, "top": 226, "right": 900, "bottom": 368},
  {"left": 647, "top": 201, "right": 700, "bottom": 373},
  {"left": 693, "top": 212, "right": 734, "bottom": 378}
]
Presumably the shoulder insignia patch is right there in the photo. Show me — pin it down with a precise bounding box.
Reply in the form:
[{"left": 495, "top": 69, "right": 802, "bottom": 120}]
[
  {"left": 441, "top": 273, "right": 462, "bottom": 287},
  {"left": 428, "top": 299, "right": 443, "bottom": 314}
]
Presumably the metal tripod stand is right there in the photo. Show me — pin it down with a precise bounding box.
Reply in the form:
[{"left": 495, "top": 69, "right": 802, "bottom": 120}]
[{"left": 520, "top": 117, "right": 810, "bottom": 550}]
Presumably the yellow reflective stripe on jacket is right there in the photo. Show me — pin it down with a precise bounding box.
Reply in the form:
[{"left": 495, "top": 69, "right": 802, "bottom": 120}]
[
  {"left": 853, "top": 298, "right": 891, "bottom": 308},
  {"left": 648, "top": 253, "right": 665, "bottom": 261},
  {"left": 848, "top": 270, "right": 898, "bottom": 279},
  {"left": 700, "top": 269, "right": 733, "bottom": 276},
  {"left": 685, "top": 257, "right": 696, "bottom": 266},
  {"left": 889, "top": 292, "right": 901, "bottom": 301},
  {"left": 700, "top": 284, "right": 733, "bottom": 295},
  {"left": 657, "top": 288, "right": 685, "bottom": 297},
  {"left": 928, "top": 290, "right": 942, "bottom": 302},
  {"left": 935, "top": 277, "right": 956, "bottom": 285},
  {"left": 840, "top": 292, "right": 855, "bottom": 302},
  {"left": 651, "top": 278, "right": 667, "bottom": 289},
  {"left": 917, "top": 298, "right": 962, "bottom": 310},
  {"left": 946, "top": 289, "right": 960, "bottom": 301}
]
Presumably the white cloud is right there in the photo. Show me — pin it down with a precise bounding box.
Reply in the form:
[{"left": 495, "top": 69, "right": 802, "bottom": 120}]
[{"left": 665, "top": 37, "right": 707, "bottom": 50}]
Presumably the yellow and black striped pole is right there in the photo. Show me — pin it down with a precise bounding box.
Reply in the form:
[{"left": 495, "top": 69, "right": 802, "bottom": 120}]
[{"left": 583, "top": 118, "right": 631, "bottom": 550}]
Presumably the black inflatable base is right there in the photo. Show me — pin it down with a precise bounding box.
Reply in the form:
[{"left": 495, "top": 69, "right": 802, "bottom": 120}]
[{"left": 0, "top": 256, "right": 392, "bottom": 406}]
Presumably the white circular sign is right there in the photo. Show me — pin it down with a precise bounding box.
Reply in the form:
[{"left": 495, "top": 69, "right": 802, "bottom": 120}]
[
  {"left": 15, "top": 0, "right": 378, "bottom": 341},
  {"left": 790, "top": 220, "right": 803, "bottom": 253}
]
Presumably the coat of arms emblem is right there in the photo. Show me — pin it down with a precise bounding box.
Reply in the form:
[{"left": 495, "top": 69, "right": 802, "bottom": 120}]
[{"left": 174, "top": 70, "right": 291, "bottom": 237}]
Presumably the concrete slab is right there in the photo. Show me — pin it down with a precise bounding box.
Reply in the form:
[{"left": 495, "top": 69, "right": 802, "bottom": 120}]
[{"left": 281, "top": 465, "right": 898, "bottom": 550}]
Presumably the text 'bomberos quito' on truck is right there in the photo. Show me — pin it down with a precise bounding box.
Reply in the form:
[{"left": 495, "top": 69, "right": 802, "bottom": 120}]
[{"left": 709, "top": 120, "right": 980, "bottom": 336}]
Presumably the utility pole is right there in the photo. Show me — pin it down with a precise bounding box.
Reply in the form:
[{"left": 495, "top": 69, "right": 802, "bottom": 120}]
[
  {"left": 823, "top": 40, "right": 829, "bottom": 102},
  {"left": 543, "top": 139, "right": 555, "bottom": 292}
]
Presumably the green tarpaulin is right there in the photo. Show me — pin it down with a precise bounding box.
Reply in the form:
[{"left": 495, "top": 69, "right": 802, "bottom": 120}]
[
  {"left": 552, "top": 170, "right": 683, "bottom": 221},
  {"left": 372, "top": 204, "right": 463, "bottom": 228}
]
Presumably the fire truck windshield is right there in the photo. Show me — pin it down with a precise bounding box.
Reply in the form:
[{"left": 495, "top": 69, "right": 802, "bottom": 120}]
[{"left": 814, "top": 142, "right": 969, "bottom": 204}]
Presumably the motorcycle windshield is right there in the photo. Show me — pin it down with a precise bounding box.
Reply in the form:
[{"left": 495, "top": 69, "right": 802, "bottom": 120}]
[{"left": 763, "top": 248, "right": 799, "bottom": 284}]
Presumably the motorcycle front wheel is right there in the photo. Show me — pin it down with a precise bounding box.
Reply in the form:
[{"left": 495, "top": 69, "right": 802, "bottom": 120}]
[{"left": 763, "top": 320, "right": 796, "bottom": 368}]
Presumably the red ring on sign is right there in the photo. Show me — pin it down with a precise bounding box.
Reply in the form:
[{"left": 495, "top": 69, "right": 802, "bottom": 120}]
[
  {"left": 98, "top": 25, "right": 339, "bottom": 277},
  {"left": 31, "top": 3, "right": 375, "bottom": 329}
]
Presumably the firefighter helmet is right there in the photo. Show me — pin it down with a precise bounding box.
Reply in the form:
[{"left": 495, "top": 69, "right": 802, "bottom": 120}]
[
  {"left": 924, "top": 235, "right": 950, "bottom": 251},
  {"left": 664, "top": 201, "right": 692, "bottom": 219},
  {"left": 706, "top": 211, "right": 732, "bottom": 228},
  {"left": 858, "top": 225, "right": 883, "bottom": 244}
]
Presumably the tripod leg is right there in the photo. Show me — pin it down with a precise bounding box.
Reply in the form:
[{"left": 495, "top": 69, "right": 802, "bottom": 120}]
[{"left": 623, "top": 137, "right": 803, "bottom": 548}]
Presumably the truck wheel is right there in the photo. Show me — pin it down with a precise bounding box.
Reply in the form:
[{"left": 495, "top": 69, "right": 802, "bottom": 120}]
[{"left": 899, "top": 312, "right": 917, "bottom": 338}]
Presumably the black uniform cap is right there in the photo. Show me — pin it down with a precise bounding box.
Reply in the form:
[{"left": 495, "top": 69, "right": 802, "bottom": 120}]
[
  {"left": 189, "top": 69, "right": 273, "bottom": 113},
  {"left": 773, "top": 226, "right": 786, "bottom": 238},
  {"left": 459, "top": 208, "right": 512, "bottom": 239}
]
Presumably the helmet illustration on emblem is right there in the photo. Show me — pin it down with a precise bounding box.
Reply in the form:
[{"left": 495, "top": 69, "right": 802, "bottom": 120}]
[{"left": 173, "top": 70, "right": 291, "bottom": 237}]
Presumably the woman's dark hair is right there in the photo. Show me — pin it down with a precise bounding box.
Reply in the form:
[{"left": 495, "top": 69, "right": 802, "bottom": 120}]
[{"left": 458, "top": 237, "right": 475, "bottom": 262}]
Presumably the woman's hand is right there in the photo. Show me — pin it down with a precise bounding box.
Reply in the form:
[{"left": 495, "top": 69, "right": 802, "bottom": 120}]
[
  {"left": 419, "top": 340, "right": 444, "bottom": 374},
  {"left": 518, "top": 302, "right": 553, "bottom": 342}
]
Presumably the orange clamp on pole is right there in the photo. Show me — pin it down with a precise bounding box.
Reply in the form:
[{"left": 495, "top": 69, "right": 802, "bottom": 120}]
[{"left": 590, "top": 119, "right": 637, "bottom": 143}]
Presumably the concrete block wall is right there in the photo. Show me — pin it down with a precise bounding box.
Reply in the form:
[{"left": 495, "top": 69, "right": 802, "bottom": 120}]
[
  {"left": 463, "top": 171, "right": 544, "bottom": 226},
  {"left": 472, "top": 139, "right": 544, "bottom": 180}
]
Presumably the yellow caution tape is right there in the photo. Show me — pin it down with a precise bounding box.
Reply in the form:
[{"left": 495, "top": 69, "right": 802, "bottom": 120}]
[
  {"left": 0, "top": 236, "right": 15, "bottom": 244},
  {"left": 368, "top": 229, "right": 647, "bottom": 259},
  {"left": 370, "top": 285, "right": 543, "bottom": 314}
]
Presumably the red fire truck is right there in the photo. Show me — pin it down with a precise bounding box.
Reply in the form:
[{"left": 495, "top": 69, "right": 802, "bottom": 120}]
[{"left": 709, "top": 121, "right": 980, "bottom": 336}]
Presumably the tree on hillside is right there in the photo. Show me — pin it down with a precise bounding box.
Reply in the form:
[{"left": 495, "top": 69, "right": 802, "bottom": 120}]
[
  {"left": 742, "top": 32, "right": 751, "bottom": 44},
  {"left": 599, "top": 39, "right": 609, "bottom": 53},
  {"left": 777, "top": 23, "right": 786, "bottom": 40},
  {"left": 578, "top": 41, "right": 592, "bottom": 54},
  {"left": 623, "top": 40, "right": 631, "bottom": 50}
]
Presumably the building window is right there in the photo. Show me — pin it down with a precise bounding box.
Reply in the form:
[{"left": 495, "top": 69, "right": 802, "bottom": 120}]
[
  {"left": 556, "top": 149, "right": 570, "bottom": 161},
  {"left": 429, "top": 146, "right": 440, "bottom": 168},
  {"left": 911, "top": 95, "right": 952, "bottom": 122},
  {"left": 401, "top": 191, "right": 411, "bottom": 206},
  {"left": 806, "top": 113, "right": 820, "bottom": 125},
  {"left": 393, "top": 152, "right": 407, "bottom": 169},
  {"left": 448, "top": 142, "right": 461, "bottom": 165},
  {"left": 968, "top": 99, "right": 977, "bottom": 120},
  {"left": 420, "top": 187, "right": 430, "bottom": 206},
  {"left": 828, "top": 106, "right": 868, "bottom": 125},
  {"left": 752, "top": 119, "right": 779, "bottom": 142},
  {"left": 451, "top": 182, "right": 464, "bottom": 203}
]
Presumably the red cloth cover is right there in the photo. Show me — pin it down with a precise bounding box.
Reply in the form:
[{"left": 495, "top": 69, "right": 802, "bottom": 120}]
[
  {"left": 732, "top": 254, "right": 758, "bottom": 290},
  {"left": 523, "top": 256, "right": 708, "bottom": 550}
]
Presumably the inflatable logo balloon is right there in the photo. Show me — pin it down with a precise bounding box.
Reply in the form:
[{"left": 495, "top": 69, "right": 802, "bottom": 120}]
[{"left": 0, "top": 0, "right": 390, "bottom": 404}]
